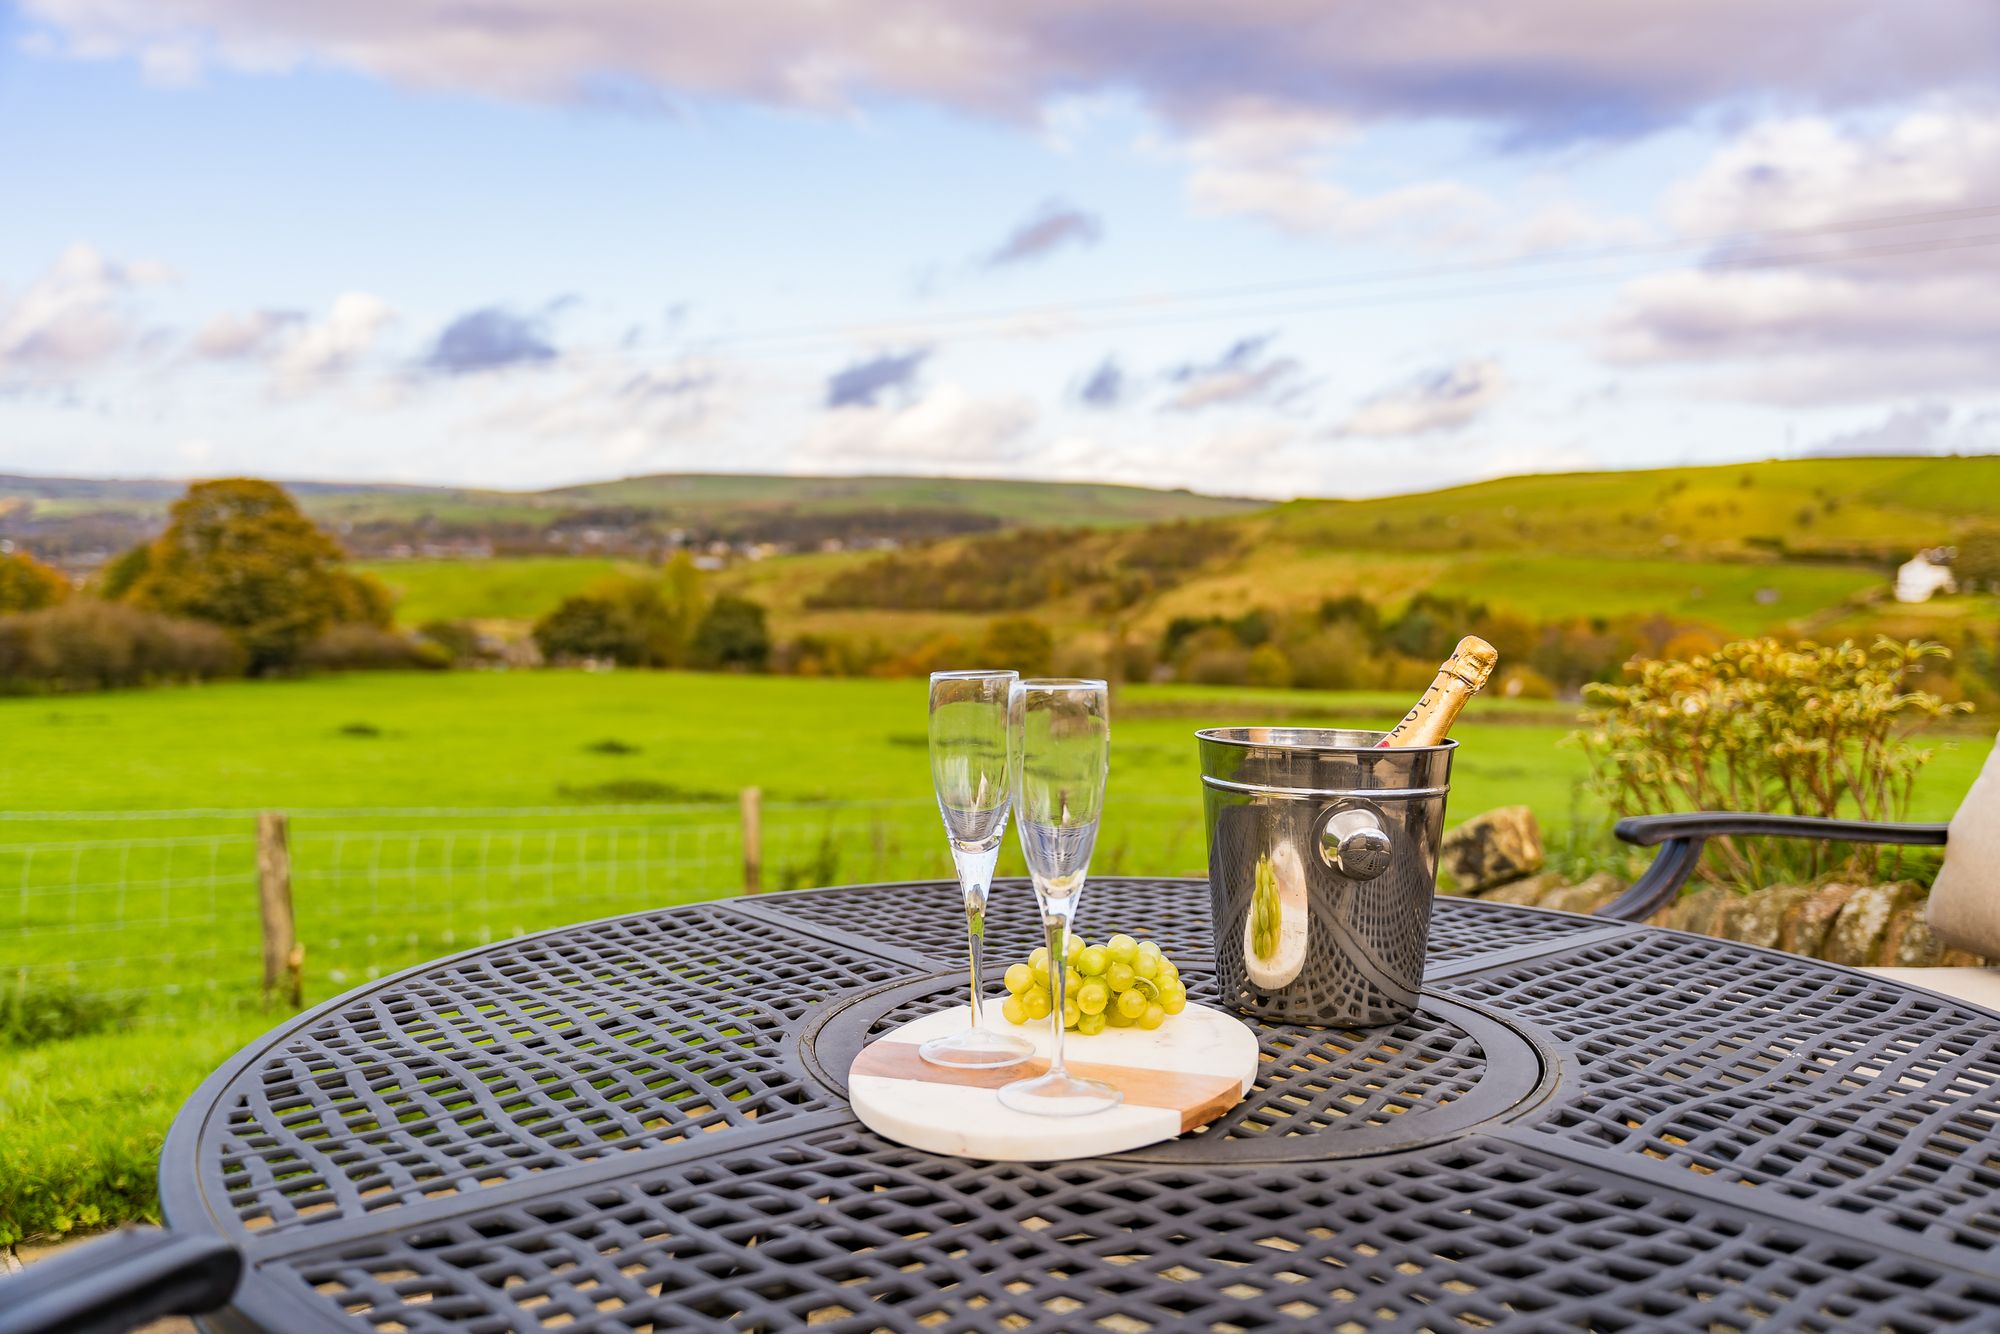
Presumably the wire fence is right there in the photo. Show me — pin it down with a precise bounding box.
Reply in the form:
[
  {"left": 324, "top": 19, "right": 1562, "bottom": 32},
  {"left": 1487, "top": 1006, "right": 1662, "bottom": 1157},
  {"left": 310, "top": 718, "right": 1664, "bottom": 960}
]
[{"left": 1, "top": 796, "right": 1209, "bottom": 1028}]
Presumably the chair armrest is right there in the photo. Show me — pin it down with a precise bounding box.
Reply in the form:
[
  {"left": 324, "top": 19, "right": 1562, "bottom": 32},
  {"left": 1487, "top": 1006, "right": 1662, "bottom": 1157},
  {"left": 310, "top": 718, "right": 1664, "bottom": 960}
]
[
  {"left": 1594, "top": 812, "right": 1949, "bottom": 923},
  {"left": 1613, "top": 812, "right": 1949, "bottom": 848},
  {"left": 0, "top": 1226, "right": 240, "bottom": 1334}
]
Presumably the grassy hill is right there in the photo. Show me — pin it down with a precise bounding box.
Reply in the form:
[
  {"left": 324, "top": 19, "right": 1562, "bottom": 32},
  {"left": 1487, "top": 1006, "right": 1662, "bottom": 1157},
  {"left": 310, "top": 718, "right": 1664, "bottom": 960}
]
[{"left": 712, "top": 455, "right": 2000, "bottom": 682}]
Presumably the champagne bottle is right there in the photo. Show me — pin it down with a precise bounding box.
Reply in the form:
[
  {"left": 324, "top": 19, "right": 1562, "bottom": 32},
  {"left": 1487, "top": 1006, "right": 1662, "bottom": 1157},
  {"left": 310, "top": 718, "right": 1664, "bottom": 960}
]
[{"left": 1378, "top": 636, "right": 1498, "bottom": 747}]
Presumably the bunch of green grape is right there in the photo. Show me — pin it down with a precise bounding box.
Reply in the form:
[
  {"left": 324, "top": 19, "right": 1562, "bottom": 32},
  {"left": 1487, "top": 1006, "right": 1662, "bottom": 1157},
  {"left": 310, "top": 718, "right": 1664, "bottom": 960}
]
[{"left": 998, "top": 933, "right": 1189, "bottom": 1034}]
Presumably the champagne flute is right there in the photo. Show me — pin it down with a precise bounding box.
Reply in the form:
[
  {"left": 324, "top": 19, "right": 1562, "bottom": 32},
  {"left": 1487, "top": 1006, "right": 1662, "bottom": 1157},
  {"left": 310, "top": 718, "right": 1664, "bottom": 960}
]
[
  {"left": 921, "top": 670, "right": 1034, "bottom": 1069},
  {"left": 999, "top": 678, "right": 1120, "bottom": 1116}
]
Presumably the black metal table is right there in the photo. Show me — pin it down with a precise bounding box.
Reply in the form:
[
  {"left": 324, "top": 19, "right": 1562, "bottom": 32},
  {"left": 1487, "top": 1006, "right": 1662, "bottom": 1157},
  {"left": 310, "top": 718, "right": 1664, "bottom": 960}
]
[{"left": 161, "top": 878, "right": 2000, "bottom": 1332}]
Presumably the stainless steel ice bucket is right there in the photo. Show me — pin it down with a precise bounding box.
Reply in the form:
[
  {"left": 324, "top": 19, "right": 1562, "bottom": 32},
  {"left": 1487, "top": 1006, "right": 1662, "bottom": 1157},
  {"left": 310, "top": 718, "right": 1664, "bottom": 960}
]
[{"left": 1199, "top": 727, "right": 1456, "bottom": 1027}]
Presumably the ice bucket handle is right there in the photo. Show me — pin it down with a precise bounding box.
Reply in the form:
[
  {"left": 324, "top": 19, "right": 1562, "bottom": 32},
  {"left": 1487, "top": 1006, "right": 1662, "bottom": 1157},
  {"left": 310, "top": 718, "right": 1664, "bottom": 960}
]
[{"left": 1316, "top": 801, "right": 1392, "bottom": 880}]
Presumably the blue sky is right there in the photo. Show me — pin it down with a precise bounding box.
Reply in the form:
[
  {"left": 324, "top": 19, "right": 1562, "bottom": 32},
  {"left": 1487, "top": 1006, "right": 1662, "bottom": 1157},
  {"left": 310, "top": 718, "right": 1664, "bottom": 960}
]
[{"left": 3, "top": 1, "right": 1998, "bottom": 496}]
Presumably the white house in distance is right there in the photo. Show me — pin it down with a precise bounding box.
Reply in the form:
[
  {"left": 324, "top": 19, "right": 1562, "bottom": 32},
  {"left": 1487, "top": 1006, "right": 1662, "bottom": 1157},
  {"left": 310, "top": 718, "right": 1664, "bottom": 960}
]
[{"left": 1895, "top": 547, "right": 1958, "bottom": 603}]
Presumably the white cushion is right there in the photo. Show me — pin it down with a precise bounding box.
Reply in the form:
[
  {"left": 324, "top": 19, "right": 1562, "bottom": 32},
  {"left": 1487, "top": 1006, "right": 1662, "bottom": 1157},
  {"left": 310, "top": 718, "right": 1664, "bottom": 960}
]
[{"left": 1928, "top": 732, "right": 2000, "bottom": 957}]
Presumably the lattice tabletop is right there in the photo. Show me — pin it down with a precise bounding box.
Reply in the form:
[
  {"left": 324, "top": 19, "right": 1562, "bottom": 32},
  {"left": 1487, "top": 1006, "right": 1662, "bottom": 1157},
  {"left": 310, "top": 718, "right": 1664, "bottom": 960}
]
[{"left": 159, "top": 878, "right": 2000, "bottom": 1332}]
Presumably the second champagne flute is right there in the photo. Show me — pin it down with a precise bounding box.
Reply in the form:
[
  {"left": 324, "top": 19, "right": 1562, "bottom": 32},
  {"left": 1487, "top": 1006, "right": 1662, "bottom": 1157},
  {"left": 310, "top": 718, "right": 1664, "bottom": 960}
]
[
  {"left": 922, "top": 670, "right": 1034, "bottom": 1069},
  {"left": 1000, "top": 677, "right": 1121, "bottom": 1117}
]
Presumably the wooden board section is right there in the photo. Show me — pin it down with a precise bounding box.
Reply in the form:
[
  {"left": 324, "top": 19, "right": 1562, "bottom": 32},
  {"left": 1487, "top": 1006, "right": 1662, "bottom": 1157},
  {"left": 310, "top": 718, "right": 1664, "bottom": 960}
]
[{"left": 849, "top": 1002, "right": 1259, "bottom": 1162}]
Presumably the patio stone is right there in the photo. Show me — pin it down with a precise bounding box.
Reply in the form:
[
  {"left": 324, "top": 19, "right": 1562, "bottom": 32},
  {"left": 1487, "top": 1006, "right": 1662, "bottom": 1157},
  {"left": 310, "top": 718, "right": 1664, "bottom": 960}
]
[
  {"left": 1779, "top": 883, "right": 1859, "bottom": 957},
  {"left": 1824, "top": 882, "right": 1923, "bottom": 968},
  {"left": 1440, "top": 805, "right": 1544, "bottom": 892}
]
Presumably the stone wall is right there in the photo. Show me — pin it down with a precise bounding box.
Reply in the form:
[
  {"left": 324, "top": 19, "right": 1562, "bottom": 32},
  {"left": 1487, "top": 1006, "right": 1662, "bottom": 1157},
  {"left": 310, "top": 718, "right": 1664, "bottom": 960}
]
[{"left": 1441, "top": 808, "right": 1983, "bottom": 968}]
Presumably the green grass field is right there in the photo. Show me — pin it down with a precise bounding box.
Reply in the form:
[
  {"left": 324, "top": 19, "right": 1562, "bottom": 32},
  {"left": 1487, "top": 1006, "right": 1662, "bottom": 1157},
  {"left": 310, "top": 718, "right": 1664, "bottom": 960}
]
[
  {"left": 357, "top": 555, "right": 647, "bottom": 624},
  {"left": 1, "top": 669, "right": 1991, "bottom": 1242}
]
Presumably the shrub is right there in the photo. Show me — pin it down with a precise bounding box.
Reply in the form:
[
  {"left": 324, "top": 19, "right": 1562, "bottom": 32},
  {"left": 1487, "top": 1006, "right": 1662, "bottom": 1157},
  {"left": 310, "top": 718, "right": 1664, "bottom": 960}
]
[
  {"left": 0, "top": 599, "right": 245, "bottom": 691},
  {"left": 299, "top": 624, "right": 449, "bottom": 672},
  {"left": 692, "top": 594, "right": 771, "bottom": 670},
  {"left": 982, "top": 616, "right": 1054, "bottom": 677},
  {"left": 0, "top": 550, "right": 68, "bottom": 613},
  {"left": 416, "top": 618, "right": 484, "bottom": 664},
  {"left": 1573, "top": 637, "right": 1968, "bottom": 888},
  {"left": 1246, "top": 643, "right": 1294, "bottom": 689}
]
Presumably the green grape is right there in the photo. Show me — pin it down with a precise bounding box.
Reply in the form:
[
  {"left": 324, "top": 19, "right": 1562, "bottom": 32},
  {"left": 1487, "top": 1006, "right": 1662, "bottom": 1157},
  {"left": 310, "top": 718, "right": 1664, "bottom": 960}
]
[
  {"left": 1077, "top": 1010, "right": 1107, "bottom": 1036},
  {"left": 1077, "top": 945, "right": 1109, "bottom": 977},
  {"left": 1161, "top": 987, "right": 1187, "bottom": 1016},
  {"left": 1138, "top": 940, "right": 1163, "bottom": 964},
  {"left": 1001, "top": 995, "right": 1029, "bottom": 1025},
  {"left": 1029, "top": 946, "right": 1049, "bottom": 971},
  {"left": 1064, "top": 966, "right": 1083, "bottom": 993},
  {"left": 1106, "top": 961, "right": 1135, "bottom": 992},
  {"left": 1003, "top": 963, "right": 1032, "bottom": 994},
  {"left": 1077, "top": 980, "right": 1109, "bottom": 1015},
  {"left": 1024, "top": 989, "right": 1053, "bottom": 1020},
  {"left": 1106, "top": 933, "right": 1139, "bottom": 964},
  {"left": 1133, "top": 952, "right": 1159, "bottom": 980},
  {"left": 1106, "top": 1004, "right": 1133, "bottom": 1027},
  {"left": 1160, "top": 960, "right": 1180, "bottom": 986},
  {"left": 1063, "top": 934, "right": 1086, "bottom": 963},
  {"left": 1116, "top": 987, "right": 1147, "bottom": 1019},
  {"left": 1139, "top": 1004, "right": 1165, "bottom": 1031},
  {"left": 1062, "top": 1000, "right": 1081, "bottom": 1029}
]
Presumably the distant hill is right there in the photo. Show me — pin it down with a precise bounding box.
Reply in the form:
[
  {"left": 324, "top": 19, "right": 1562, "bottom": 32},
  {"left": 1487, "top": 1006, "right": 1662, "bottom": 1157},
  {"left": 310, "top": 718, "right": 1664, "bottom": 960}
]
[
  {"left": 0, "top": 471, "right": 1263, "bottom": 568},
  {"left": 547, "top": 473, "right": 1260, "bottom": 527}
]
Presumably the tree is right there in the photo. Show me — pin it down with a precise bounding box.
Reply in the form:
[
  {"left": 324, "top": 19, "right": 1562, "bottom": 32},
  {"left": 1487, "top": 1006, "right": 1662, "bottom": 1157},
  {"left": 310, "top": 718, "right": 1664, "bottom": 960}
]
[
  {"left": 692, "top": 594, "right": 771, "bottom": 670},
  {"left": 0, "top": 550, "right": 68, "bottom": 613},
  {"left": 534, "top": 594, "right": 638, "bottom": 664},
  {"left": 531, "top": 567, "right": 709, "bottom": 667},
  {"left": 122, "top": 479, "right": 357, "bottom": 672}
]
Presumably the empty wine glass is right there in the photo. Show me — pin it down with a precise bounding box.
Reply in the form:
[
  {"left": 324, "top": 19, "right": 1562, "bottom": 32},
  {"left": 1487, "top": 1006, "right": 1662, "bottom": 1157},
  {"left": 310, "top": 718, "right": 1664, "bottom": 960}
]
[
  {"left": 999, "top": 677, "right": 1120, "bottom": 1117},
  {"left": 921, "top": 670, "right": 1034, "bottom": 1069}
]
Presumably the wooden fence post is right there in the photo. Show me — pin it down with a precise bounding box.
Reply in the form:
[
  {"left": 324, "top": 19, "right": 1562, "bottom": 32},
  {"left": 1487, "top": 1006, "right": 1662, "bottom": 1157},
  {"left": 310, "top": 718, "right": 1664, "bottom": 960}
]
[
  {"left": 257, "top": 811, "right": 302, "bottom": 1009},
  {"left": 741, "top": 787, "right": 763, "bottom": 895}
]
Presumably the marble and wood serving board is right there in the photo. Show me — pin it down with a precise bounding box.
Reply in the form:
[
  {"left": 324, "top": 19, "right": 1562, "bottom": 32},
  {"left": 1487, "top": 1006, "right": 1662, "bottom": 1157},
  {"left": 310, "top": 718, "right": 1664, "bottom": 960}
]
[{"left": 848, "top": 1002, "right": 1259, "bottom": 1162}]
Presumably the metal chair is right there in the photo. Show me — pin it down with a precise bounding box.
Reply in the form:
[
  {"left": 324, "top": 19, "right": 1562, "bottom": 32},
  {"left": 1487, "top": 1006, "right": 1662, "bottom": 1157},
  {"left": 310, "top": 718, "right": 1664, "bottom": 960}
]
[
  {"left": 1594, "top": 812, "right": 1950, "bottom": 922},
  {"left": 0, "top": 1226, "right": 240, "bottom": 1334}
]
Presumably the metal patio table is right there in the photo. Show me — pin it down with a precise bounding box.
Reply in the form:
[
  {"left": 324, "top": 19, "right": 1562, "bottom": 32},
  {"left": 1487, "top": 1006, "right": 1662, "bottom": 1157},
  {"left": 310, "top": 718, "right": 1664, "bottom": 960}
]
[{"left": 154, "top": 877, "right": 2000, "bottom": 1332}]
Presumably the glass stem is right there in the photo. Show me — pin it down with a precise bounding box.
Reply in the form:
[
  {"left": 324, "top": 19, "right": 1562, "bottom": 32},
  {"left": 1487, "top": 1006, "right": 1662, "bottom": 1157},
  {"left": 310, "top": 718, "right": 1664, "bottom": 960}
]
[
  {"left": 964, "top": 888, "right": 987, "bottom": 1030},
  {"left": 1041, "top": 900, "right": 1074, "bottom": 1077},
  {"left": 951, "top": 841, "right": 1000, "bottom": 1033}
]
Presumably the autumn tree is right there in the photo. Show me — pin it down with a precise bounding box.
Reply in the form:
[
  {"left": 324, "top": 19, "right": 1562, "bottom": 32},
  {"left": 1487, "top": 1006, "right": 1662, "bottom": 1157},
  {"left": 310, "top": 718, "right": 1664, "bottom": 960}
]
[
  {"left": 122, "top": 478, "right": 383, "bottom": 671},
  {"left": 0, "top": 550, "right": 68, "bottom": 613}
]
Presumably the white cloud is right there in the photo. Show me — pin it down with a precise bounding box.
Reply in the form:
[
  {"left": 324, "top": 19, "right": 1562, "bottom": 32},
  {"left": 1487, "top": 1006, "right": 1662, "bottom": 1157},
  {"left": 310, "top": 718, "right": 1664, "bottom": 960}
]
[
  {"left": 0, "top": 243, "right": 173, "bottom": 382},
  {"left": 272, "top": 292, "right": 394, "bottom": 392},
  {"left": 796, "top": 383, "right": 1036, "bottom": 470},
  {"left": 1335, "top": 361, "right": 1503, "bottom": 437},
  {"left": 1182, "top": 105, "right": 1494, "bottom": 242},
  {"left": 476, "top": 357, "right": 725, "bottom": 465},
  {"left": 194, "top": 308, "right": 301, "bottom": 359},
  {"left": 1601, "top": 109, "right": 2000, "bottom": 401}
]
